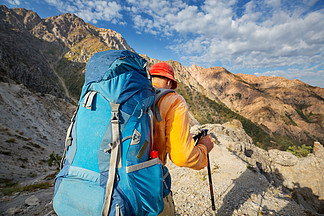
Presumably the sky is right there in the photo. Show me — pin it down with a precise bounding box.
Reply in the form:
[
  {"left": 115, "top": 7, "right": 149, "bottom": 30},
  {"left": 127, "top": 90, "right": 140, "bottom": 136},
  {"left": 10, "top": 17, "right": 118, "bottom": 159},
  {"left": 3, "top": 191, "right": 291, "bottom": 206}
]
[{"left": 2, "top": 0, "right": 324, "bottom": 88}]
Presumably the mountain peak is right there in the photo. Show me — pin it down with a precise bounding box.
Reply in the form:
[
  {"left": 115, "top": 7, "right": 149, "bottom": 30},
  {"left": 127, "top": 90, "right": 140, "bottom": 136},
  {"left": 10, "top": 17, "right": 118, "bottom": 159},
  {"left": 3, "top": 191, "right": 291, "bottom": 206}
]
[
  {"left": 0, "top": 4, "right": 41, "bottom": 30},
  {"left": 46, "top": 12, "right": 85, "bottom": 25}
]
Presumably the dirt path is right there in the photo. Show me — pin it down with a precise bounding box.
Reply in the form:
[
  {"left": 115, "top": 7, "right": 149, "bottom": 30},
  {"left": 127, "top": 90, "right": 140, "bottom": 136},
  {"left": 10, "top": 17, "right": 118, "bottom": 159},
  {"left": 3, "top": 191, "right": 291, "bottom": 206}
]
[{"left": 42, "top": 51, "right": 77, "bottom": 103}]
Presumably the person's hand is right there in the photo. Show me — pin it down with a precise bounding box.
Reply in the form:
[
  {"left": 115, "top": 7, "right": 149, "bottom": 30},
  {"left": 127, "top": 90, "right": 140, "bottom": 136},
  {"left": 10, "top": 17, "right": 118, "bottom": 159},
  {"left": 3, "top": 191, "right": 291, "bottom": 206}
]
[{"left": 199, "top": 134, "right": 214, "bottom": 153}]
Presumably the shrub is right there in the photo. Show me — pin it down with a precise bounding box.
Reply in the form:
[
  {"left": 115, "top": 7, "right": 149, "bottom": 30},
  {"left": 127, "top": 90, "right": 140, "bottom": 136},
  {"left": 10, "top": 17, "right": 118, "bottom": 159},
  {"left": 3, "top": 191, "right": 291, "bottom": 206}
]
[
  {"left": 44, "top": 171, "right": 59, "bottom": 180},
  {"left": 247, "top": 165, "right": 257, "bottom": 173},
  {"left": 287, "top": 144, "right": 312, "bottom": 157},
  {"left": 1, "top": 181, "right": 52, "bottom": 196},
  {"left": 6, "top": 138, "right": 16, "bottom": 143},
  {"left": 0, "top": 150, "right": 11, "bottom": 156},
  {"left": 22, "top": 145, "right": 33, "bottom": 151},
  {"left": 27, "top": 142, "right": 41, "bottom": 149},
  {"left": 28, "top": 172, "right": 37, "bottom": 178},
  {"left": 285, "top": 113, "right": 297, "bottom": 126},
  {"left": 48, "top": 152, "right": 62, "bottom": 167},
  {"left": 18, "top": 157, "right": 28, "bottom": 162}
]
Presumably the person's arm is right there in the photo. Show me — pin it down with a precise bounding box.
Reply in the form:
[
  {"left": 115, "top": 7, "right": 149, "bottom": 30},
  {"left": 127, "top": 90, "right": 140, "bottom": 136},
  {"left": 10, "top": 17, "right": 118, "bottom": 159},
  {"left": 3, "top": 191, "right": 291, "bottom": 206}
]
[{"left": 165, "top": 94, "right": 208, "bottom": 170}]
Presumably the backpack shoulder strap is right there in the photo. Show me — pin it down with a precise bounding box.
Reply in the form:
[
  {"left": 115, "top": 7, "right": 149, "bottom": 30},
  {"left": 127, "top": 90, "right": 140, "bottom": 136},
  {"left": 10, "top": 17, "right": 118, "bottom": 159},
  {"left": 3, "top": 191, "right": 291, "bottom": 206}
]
[{"left": 153, "top": 88, "right": 175, "bottom": 122}]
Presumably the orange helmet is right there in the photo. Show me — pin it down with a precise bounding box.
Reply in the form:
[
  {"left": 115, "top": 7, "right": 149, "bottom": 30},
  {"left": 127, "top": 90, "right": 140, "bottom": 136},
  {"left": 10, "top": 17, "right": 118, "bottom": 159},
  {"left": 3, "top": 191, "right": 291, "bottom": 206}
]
[{"left": 149, "top": 62, "right": 177, "bottom": 89}]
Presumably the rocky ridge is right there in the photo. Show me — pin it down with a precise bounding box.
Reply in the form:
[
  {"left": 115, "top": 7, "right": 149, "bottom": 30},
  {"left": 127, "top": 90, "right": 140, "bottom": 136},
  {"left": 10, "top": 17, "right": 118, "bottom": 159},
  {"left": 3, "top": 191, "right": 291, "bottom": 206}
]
[
  {"left": 190, "top": 121, "right": 324, "bottom": 214},
  {"left": 186, "top": 65, "right": 324, "bottom": 147},
  {"left": 142, "top": 56, "right": 324, "bottom": 149}
]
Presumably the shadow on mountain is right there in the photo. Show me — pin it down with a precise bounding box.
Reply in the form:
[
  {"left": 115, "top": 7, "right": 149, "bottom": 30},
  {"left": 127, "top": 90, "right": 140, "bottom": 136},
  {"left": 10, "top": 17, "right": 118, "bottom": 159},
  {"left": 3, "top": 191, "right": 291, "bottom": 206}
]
[
  {"left": 0, "top": 23, "right": 63, "bottom": 97},
  {"left": 216, "top": 153, "right": 324, "bottom": 215},
  {"left": 290, "top": 183, "right": 324, "bottom": 214},
  {"left": 0, "top": 12, "right": 87, "bottom": 100}
]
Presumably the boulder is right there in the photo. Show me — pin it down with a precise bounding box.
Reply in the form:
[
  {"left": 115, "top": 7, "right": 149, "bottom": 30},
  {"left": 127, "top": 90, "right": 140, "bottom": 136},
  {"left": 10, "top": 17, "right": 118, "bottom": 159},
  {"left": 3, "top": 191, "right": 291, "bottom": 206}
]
[
  {"left": 314, "top": 141, "right": 324, "bottom": 158},
  {"left": 268, "top": 149, "right": 298, "bottom": 166},
  {"left": 5, "top": 207, "right": 21, "bottom": 216},
  {"left": 25, "top": 195, "right": 39, "bottom": 206}
]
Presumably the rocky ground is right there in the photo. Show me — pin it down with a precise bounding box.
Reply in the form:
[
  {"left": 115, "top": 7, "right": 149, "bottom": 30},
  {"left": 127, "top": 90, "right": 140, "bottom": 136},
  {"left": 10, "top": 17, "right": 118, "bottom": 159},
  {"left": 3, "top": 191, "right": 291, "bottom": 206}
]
[
  {"left": 0, "top": 82, "right": 322, "bottom": 216},
  {"left": 0, "top": 82, "right": 73, "bottom": 216},
  {"left": 1, "top": 139, "right": 308, "bottom": 216},
  {"left": 169, "top": 127, "right": 309, "bottom": 216}
]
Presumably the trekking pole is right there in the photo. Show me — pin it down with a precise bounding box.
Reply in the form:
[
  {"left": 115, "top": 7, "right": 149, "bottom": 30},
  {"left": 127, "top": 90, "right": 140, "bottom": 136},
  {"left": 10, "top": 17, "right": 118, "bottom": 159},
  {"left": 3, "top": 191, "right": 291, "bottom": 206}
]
[{"left": 193, "top": 129, "right": 216, "bottom": 216}]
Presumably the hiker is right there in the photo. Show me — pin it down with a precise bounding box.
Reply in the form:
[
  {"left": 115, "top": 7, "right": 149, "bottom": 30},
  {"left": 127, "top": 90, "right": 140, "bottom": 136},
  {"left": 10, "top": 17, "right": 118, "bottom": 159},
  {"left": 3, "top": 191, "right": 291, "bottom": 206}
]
[
  {"left": 54, "top": 50, "right": 213, "bottom": 216},
  {"left": 149, "top": 62, "right": 214, "bottom": 215}
]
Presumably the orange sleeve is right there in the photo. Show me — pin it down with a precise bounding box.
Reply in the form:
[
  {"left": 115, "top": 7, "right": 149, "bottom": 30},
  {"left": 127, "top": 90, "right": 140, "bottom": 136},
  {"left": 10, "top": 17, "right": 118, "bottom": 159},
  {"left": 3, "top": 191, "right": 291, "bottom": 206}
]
[{"left": 164, "top": 94, "right": 207, "bottom": 170}]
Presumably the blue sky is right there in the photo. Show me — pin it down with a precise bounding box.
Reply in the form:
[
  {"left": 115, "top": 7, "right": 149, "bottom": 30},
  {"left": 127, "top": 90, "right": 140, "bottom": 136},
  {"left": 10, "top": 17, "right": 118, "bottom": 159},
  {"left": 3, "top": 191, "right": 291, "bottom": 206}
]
[{"left": 3, "top": 0, "right": 324, "bottom": 87}]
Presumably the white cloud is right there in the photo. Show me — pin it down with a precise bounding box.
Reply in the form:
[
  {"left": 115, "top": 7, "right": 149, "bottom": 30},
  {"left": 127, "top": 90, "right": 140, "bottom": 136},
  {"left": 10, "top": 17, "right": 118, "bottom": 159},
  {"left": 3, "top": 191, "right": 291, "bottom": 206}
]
[
  {"left": 162, "top": 1, "right": 324, "bottom": 73},
  {"left": 44, "top": 0, "right": 123, "bottom": 24},
  {"left": 124, "top": 1, "right": 324, "bottom": 66},
  {"left": 4, "top": 0, "right": 21, "bottom": 6}
]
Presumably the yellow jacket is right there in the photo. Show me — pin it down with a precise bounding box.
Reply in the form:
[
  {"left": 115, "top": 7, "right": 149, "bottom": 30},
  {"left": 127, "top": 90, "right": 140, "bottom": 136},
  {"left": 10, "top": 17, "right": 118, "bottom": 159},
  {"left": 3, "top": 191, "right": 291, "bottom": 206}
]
[{"left": 153, "top": 83, "right": 207, "bottom": 170}]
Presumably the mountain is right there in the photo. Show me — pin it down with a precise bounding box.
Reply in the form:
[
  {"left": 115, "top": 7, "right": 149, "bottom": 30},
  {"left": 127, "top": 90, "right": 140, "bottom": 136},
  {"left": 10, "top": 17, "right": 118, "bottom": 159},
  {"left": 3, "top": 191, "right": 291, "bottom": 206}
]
[
  {"left": 185, "top": 65, "right": 324, "bottom": 149},
  {"left": 0, "top": 5, "right": 323, "bottom": 215},
  {"left": 0, "top": 6, "right": 64, "bottom": 98},
  {"left": 0, "top": 5, "right": 133, "bottom": 99}
]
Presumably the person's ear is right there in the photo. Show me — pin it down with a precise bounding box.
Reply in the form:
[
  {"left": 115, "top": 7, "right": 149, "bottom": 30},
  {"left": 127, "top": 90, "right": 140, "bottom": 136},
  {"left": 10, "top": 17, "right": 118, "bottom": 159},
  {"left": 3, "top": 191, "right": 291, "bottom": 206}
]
[{"left": 167, "top": 79, "right": 173, "bottom": 89}]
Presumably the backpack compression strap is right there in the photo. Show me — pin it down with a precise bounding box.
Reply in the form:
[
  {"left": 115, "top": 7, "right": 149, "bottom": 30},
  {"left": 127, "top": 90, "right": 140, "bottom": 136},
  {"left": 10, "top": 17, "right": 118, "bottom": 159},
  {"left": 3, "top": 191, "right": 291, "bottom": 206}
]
[
  {"left": 102, "top": 102, "right": 121, "bottom": 216},
  {"left": 60, "top": 107, "right": 78, "bottom": 169}
]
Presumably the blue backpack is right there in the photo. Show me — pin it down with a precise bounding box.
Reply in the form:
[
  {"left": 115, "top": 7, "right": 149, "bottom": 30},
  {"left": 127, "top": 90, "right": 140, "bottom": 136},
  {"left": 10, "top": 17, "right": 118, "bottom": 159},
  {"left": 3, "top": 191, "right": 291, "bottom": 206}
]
[{"left": 53, "top": 50, "right": 171, "bottom": 216}]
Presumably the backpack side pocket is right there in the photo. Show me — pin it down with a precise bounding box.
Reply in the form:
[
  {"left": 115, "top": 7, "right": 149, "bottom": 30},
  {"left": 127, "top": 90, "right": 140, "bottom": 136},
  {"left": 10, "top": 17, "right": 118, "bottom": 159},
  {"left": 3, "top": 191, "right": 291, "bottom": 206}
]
[{"left": 126, "top": 158, "right": 164, "bottom": 215}]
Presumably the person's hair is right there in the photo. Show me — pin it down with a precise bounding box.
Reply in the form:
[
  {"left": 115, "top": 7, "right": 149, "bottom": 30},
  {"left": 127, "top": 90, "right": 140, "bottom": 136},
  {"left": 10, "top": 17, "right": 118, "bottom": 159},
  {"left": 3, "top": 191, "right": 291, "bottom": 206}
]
[
  {"left": 152, "top": 75, "right": 169, "bottom": 81},
  {"left": 152, "top": 75, "right": 173, "bottom": 87}
]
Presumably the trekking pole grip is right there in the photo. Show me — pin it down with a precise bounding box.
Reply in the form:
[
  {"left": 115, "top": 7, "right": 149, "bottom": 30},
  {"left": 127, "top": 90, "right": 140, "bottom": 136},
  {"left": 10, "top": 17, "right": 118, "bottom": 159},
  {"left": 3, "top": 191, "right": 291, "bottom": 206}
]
[{"left": 193, "top": 129, "right": 208, "bottom": 145}]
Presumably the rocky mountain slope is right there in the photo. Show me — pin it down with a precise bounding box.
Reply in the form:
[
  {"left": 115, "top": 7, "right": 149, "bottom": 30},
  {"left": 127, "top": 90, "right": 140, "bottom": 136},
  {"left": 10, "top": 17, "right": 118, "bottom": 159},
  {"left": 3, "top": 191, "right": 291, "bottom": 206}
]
[
  {"left": 0, "top": 81, "right": 75, "bottom": 215},
  {"left": 185, "top": 65, "right": 324, "bottom": 148},
  {"left": 0, "top": 6, "right": 64, "bottom": 98},
  {"left": 0, "top": 5, "right": 133, "bottom": 99},
  {"left": 141, "top": 56, "right": 324, "bottom": 150}
]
